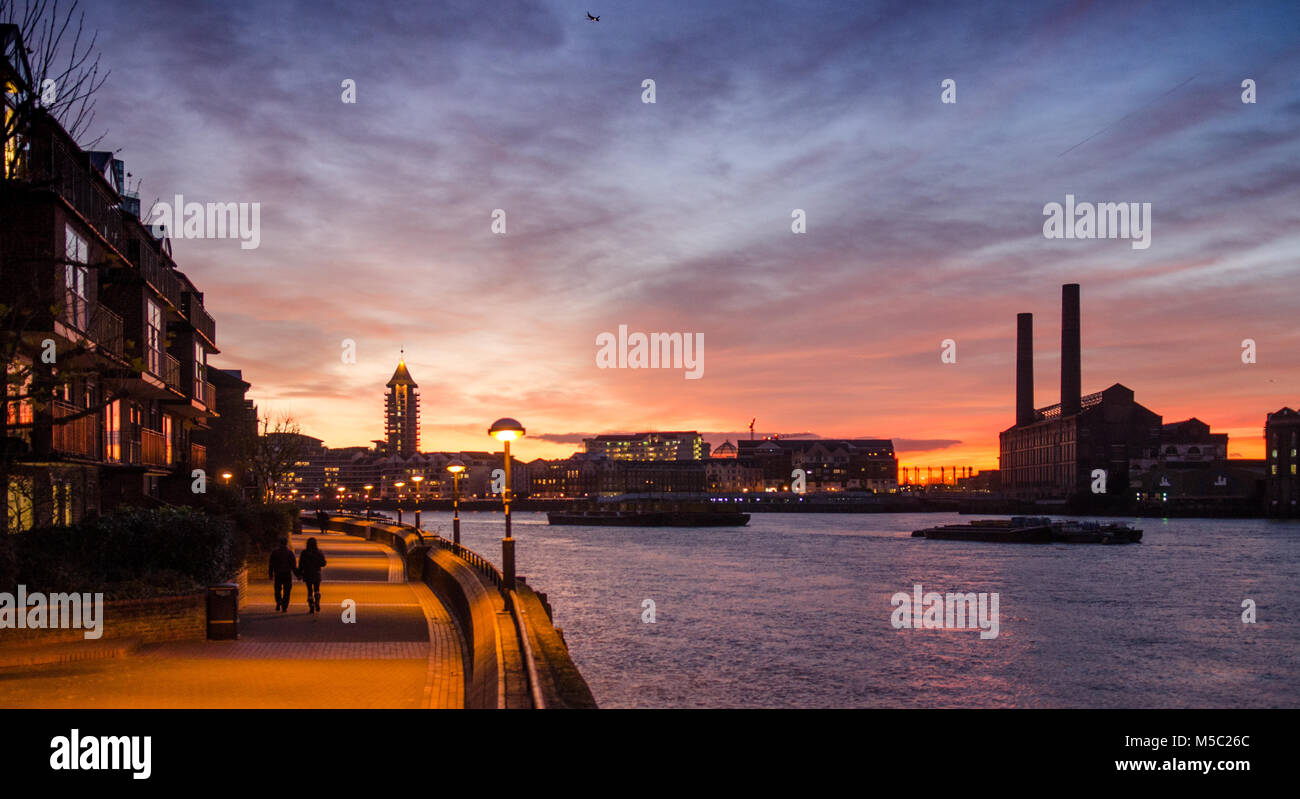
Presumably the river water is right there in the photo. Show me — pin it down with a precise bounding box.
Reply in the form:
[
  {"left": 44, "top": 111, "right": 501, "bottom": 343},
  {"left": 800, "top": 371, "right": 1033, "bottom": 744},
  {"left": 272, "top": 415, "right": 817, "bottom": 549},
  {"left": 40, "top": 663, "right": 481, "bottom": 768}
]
[{"left": 376, "top": 510, "right": 1300, "bottom": 708}]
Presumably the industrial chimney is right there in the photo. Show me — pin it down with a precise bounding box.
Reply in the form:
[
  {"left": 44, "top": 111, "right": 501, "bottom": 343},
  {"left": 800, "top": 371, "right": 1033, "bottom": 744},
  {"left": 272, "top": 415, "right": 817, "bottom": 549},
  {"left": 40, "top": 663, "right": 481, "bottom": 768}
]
[
  {"left": 1016, "top": 312, "right": 1034, "bottom": 426},
  {"left": 1061, "top": 283, "right": 1081, "bottom": 416}
]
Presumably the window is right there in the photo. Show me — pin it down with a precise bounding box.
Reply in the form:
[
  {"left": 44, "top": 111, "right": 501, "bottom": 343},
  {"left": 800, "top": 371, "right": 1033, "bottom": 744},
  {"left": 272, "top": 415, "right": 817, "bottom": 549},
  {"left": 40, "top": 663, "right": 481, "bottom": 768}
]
[
  {"left": 64, "top": 227, "right": 89, "bottom": 330},
  {"left": 194, "top": 341, "right": 206, "bottom": 398},
  {"left": 104, "top": 400, "right": 121, "bottom": 462},
  {"left": 52, "top": 481, "right": 72, "bottom": 527},
  {"left": 162, "top": 414, "right": 173, "bottom": 464},
  {"left": 146, "top": 300, "right": 163, "bottom": 376}
]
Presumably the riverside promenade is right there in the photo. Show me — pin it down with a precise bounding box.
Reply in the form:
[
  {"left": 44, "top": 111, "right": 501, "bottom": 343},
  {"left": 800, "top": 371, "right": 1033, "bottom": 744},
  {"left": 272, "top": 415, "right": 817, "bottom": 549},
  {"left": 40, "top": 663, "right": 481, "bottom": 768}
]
[{"left": 0, "top": 528, "right": 465, "bottom": 709}]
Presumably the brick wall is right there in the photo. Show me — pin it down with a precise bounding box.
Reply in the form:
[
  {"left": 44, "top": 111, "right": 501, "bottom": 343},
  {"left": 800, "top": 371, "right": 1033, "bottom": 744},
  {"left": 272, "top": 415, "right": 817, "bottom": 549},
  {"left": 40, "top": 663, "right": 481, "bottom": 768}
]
[{"left": 0, "top": 592, "right": 206, "bottom": 646}]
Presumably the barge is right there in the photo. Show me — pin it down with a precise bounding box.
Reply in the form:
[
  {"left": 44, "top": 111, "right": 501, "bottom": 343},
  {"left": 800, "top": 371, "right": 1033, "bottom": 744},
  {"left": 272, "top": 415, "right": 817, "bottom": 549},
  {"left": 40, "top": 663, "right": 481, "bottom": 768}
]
[{"left": 912, "top": 516, "right": 1142, "bottom": 544}]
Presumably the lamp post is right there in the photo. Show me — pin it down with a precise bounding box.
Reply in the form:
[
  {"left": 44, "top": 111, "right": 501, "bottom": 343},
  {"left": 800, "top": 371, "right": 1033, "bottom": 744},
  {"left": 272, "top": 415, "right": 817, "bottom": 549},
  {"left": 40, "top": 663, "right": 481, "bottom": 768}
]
[
  {"left": 394, "top": 481, "right": 405, "bottom": 525},
  {"left": 446, "top": 458, "right": 466, "bottom": 545},
  {"left": 489, "top": 418, "right": 525, "bottom": 595},
  {"left": 364, "top": 484, "right": 374, "bottom": 518},
  {"left": 411, "top": 474, "right": 424, "bottom": 530},
  {"left": 221, "top": 472, "right": 232, "bottom": 487},
  {"left": 336, "top": 485, "right": 345, "bottom": 513}
]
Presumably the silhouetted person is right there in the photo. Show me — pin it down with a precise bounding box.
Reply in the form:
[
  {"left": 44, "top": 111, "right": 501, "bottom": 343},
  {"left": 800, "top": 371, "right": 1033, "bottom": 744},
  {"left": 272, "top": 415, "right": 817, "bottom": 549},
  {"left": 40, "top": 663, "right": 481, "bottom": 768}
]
[
  {"left": 316, "top": 509, "right": 329, "bottom": 534},
  {"left": 298, "top": 537, "right": 327, "bottom": 614},
  {"left": 268, "top": 537, "right": 296, "bottom": 612}
]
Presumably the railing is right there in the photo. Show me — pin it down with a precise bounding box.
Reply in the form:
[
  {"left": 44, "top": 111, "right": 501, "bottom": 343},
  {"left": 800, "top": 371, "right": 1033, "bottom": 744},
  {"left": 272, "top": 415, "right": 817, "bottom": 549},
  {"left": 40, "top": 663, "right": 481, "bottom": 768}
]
[
  {"left": 34, "top": 129, "right": 125, "bottom": 252},
  {"left": 141, "top": 427, "right": 168, "bottom": 466},
  {"left": 137, "top": 244, "right": 184, "bottom": 310},
  {"left": 423, "top": 532, "right": 503, "bottom": 589},
  {"left": 190, "top": 442, "right": 206, "bottom": 469},
  {"left": 202, "top": 381, "right": 216, "bottom": 409},
  {"left": 89, "top": 305, "right": 124, "bottom": 358},
  {"left": 306, "top": 512, "right": 546, "bottom": 707},
  {"left": 162, "top": 353, "right": 182, "bottom": 390},
  {"left": 51, "top": 401, "right": 98, "bottom": 459},
  {"left": 184, "top": 292, "right": 216, "bottom": 345}
]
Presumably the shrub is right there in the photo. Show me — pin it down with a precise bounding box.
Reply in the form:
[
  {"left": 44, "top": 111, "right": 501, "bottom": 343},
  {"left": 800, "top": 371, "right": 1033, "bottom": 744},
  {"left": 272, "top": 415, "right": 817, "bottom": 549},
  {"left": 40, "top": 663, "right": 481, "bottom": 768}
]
[{"left": 6, "top": 506, "right": 239, "bottom": 598}]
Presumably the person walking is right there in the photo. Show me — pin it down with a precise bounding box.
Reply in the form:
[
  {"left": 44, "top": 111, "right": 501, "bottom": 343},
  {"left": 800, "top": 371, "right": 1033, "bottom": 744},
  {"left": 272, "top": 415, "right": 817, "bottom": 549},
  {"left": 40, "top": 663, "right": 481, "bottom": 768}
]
[
  {"left": 297, "top": 537, "right": 327, "bottom": 614},
  {"left": 268, "top": 537, "right": 296, "bottom": 612}
]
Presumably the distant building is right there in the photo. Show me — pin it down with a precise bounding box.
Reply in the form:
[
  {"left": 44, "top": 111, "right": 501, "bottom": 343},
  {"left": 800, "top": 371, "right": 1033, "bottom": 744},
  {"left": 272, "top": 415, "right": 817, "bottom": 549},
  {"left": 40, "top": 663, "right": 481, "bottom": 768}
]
[
  {"left": 736, "top": 438, "right": 898, "bottom": 493},
  {"left": 584, "top": 431, "right": 709, "bottom": 461},
  {"left": 527, "top": 455, "right": 708, "bottom": 497},
  {"left": 384, "top": 356, "right": 419, "bottom": 457},
  {"left": 1266, "top": 407, "right": 1300, "bottom": 517},
  {"left": 191, "top": 369, "right": 257, "bottom": 497},
  {"left": 711, "top": 440, "right": 738, "bottom": 459},
  {"left": 999, "top": 285, "right": 1162, "bottom": 501},
  {"left": 1131, "top": 418, "right": 1228, "bottom": 474},
  {"left": 705, "top": 457, "right": 762, "bottom": 493}
]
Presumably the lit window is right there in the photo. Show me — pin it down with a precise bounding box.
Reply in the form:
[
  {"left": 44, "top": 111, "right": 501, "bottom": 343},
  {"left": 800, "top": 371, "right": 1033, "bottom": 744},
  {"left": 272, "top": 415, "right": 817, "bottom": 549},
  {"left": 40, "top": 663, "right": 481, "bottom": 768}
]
[
  {"left": 146, "top": 300, "right": 164, "bottom": 376},
  {"left": 64, "top": 227, "right": 89, "bottom": 330}
]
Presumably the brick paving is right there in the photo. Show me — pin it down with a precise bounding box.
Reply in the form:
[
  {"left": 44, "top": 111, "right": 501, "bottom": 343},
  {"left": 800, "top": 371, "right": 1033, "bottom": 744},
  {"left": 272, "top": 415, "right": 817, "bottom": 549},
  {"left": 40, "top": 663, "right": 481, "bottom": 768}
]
[{"left": 0, "top": 530, "right": 465, "bottom": 709}]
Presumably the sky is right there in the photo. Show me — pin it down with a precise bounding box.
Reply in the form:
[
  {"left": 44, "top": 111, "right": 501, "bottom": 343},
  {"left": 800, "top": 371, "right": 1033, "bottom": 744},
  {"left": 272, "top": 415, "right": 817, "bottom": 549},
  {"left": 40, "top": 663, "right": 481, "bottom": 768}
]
[{"left": 59, "top": 0, "right": 1300, "bottom": 466}]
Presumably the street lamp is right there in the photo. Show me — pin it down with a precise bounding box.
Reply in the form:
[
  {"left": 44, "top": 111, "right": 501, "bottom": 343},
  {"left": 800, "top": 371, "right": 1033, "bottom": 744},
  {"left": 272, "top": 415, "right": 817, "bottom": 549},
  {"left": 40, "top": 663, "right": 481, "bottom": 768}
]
[
  {"left": 394, "top": 480, "right": 406, "bottom": 525},
  {"left": 336, "top": 485, "right": 345, "bottom": 514},
  {"left": 411, "top": 474, "right": 424, "bottom": 530},
  {"left": 221, "top": 472, "right": 232, "bottom": 487},
  {"left": 364, "top": 484, "right": 374, "bottom": 518},
  {"left": 446, "top": 458, "right": 466, "bottom": 545},
  {"left": 489, "top": 418, "right": 525, "bottom": 595}
]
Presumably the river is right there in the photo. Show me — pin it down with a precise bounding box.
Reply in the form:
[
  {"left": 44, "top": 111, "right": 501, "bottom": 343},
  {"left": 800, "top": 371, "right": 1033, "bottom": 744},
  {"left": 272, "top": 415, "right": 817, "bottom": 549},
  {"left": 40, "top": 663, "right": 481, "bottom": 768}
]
[{"left": 375, "top": 510, "right": 1300, "bottom": 708}]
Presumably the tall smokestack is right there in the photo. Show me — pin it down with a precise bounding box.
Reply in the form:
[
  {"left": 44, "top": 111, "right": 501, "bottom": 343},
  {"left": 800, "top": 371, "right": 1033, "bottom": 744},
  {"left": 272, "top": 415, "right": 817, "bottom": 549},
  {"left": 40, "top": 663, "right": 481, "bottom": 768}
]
[
  {"left": 1061, "top": 283, "right": 1081, "bottom": 416},
  {"left": 1016, "top": 312, "right": 1034, "bottom": 426}
]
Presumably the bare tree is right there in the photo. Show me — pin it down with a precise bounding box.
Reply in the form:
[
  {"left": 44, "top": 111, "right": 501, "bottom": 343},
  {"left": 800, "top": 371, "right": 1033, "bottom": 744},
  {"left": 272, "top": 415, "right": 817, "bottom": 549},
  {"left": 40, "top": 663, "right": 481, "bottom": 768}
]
[
  {"left": 1, "top": 0, "right": 109, "bottom": 171},
  {"left": 244, "top": 413, "right": 308, "bottom": 504},
  {"left": 1, "top": 3, "right": 114, "bottom": 533}
]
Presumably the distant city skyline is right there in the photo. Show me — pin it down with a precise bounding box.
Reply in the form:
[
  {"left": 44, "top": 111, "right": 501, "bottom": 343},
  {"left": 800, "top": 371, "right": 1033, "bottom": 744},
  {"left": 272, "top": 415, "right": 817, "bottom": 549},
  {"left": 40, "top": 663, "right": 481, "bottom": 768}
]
[{"left": 75, "top": 0, "right": 1298, "bottom": 467}]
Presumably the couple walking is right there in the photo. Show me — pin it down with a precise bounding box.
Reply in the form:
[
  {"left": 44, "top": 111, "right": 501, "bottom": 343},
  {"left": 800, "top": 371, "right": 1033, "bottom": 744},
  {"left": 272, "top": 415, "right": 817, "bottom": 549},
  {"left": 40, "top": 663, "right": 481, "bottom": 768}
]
[{"left": 268, "top": 537, "right": 327, "bottom": 614}]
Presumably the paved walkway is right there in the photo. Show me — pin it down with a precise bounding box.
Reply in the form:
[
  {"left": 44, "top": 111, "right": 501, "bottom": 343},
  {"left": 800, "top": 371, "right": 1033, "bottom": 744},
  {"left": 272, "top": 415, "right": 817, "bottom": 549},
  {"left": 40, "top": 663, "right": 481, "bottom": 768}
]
[{"left": 0, "top": 529, "right": 465, "bottom": 709}]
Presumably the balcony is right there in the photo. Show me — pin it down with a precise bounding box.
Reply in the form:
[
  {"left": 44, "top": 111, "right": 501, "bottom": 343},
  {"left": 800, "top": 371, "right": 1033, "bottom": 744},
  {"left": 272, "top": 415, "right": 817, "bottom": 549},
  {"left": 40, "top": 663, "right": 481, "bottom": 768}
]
[
  {"left": 141, "top": 427, "right": 168, "bottom": 467},
  {"left": 162, "top": 353, "right": 182, "bottom": 391},
  {"left": 51, "top": 401, "right": 98, "bottom": 459},
  {"left": 138, "top": 245, "right": 184, "bottom": 310},
  {"left": 184, "top": 292, "right": 216, "bottom": 346},
  {"left": 202, "top": 381, "right": 216, "bottom": 409},
  {"left": 88, "top": 305, "right": 124, "bottom": 358},
  {"left": 190, "top": 442, "right": 207, "bottom": 469},
  {"left": 24, "top": 119, "right": 125, "bottom": 252}
]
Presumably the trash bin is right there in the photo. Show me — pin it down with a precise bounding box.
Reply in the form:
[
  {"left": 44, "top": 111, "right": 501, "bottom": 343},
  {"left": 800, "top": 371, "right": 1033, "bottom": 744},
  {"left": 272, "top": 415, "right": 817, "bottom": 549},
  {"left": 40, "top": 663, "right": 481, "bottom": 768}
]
[{"left": 206, "top": 583, "right": 239, "bottom": 640}]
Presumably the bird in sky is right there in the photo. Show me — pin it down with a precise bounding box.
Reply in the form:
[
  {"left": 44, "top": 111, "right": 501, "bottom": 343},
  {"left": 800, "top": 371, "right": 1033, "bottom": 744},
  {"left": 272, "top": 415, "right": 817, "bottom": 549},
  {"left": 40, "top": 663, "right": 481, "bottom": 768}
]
[{"left": 587, "top": 12, "right": 600, "bottom": 22}]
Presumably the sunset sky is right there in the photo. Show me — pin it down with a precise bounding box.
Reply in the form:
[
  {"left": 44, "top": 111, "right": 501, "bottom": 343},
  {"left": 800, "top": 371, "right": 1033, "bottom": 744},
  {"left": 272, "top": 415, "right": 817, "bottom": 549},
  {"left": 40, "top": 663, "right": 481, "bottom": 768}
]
[{"left": 76, "top": 0, "right": 1299, "bottom": 467}]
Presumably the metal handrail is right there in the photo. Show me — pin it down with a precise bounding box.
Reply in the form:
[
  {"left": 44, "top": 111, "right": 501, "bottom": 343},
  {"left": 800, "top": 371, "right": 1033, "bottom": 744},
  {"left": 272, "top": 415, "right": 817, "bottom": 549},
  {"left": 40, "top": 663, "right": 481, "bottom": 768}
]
[
  {"left": 509, "top": 589, "right": 546, "bottom": 709},
  {"left": 304, "top": 511, "right": 543, "bottom": 707}
]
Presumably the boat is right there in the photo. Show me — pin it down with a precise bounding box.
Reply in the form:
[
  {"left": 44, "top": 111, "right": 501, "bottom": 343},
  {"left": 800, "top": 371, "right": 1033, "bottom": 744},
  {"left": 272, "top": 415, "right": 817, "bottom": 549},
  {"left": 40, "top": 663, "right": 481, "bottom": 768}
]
[
  {"left": 912, "top": 516, "right": 1142, "bottom": 544},
  {"left": 912, "top": 516, "right": 1054, "bottom": 543},
  {"left": 1050, "top": 519, "right": 1143, "bottom": 544},
  {"left": 547, "top": 510, "right": 750, "bottom": 527}
]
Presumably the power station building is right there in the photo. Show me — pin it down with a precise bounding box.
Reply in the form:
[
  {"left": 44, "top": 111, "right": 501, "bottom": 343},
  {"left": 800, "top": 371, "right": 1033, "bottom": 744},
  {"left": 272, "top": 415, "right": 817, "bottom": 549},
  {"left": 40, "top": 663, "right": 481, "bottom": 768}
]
[{"left": 998, "top": 284, "right": 1162, "bottom": 501}]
